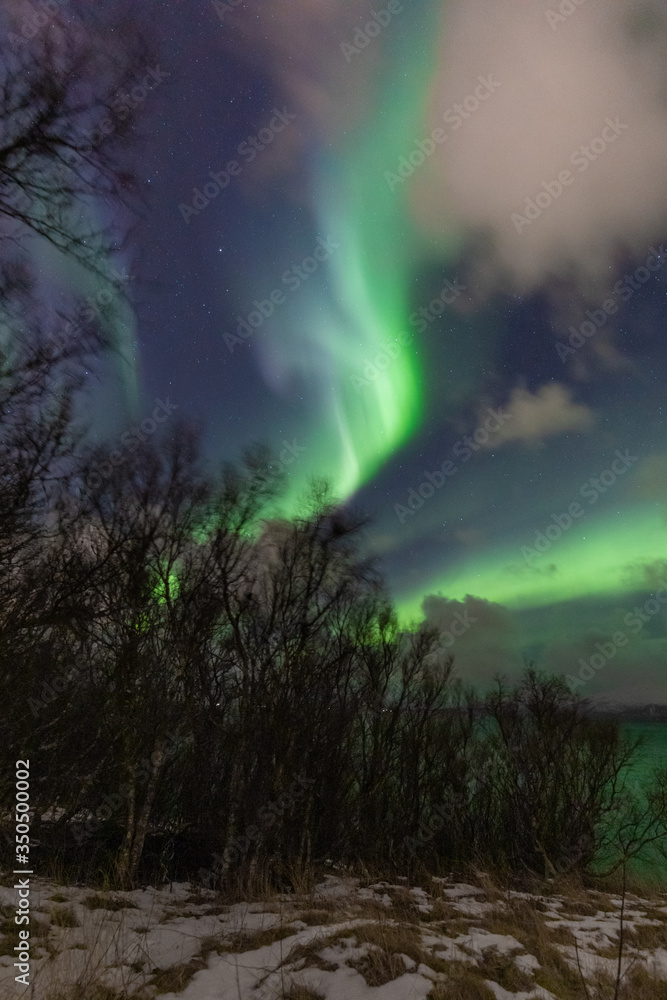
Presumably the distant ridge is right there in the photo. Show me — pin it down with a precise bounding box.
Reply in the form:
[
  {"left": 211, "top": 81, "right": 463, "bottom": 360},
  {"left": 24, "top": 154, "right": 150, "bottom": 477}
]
[{"left": 586, "top": 702, "right": 667, "bottom": 722}]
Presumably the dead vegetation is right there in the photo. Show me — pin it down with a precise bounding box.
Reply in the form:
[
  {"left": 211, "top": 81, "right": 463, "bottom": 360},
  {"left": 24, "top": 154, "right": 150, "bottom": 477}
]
[
  {"left": 49, "top": 906, "right": 80, "bottom": 928},
  {"left": 4, "top": 871, "right": 665, "bottom": 1000},
  {"left": 220, "top": 923, "right": 298, "bottom": 953},
  {"left": 280, "top": 987, "right": 325, "bottom": 1000},
  {"left": 347, "top": 948, "right": 408, "bottom": 986},
  {"left": 427, "top": 969, "right": 497, "bottom": 999},
  {"left": 84, "top": 895, "right": 138, "bottom": 912},
  {"left": 149, "top": 934, "right": 224, "bottom": 996}
]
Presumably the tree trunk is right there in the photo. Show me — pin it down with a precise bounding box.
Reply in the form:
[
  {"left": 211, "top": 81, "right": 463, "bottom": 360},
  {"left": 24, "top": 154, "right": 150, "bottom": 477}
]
[
  {"left": 127, "top": 742, "right": 166, "bottom": 882},
  {"left": 116, "top": 741, "right": 166, "bottom": 887},
  {"left": 115, "top": 775, "right": 137, "bottom": 887}
]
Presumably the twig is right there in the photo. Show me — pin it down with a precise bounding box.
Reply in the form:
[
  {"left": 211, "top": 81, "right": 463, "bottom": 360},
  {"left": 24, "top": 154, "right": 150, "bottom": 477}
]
[
  {"left": 613, "top": 861, "right": 627, "bottom": 1000},
  {"left": 574, "top": 933, "right": 593, "bottom": 1000}
]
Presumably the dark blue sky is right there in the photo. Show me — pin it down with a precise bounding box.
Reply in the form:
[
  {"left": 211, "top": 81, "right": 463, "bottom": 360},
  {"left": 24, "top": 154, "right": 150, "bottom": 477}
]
[{"left": 95, "top": 0, "right": 667, "bottom": 704}]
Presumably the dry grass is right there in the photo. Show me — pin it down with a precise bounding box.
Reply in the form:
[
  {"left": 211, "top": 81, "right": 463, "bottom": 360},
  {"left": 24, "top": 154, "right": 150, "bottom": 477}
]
[
  {"left": 347, "top": 947, "right": 408, "bottom": 986},
  {"left": 550, "top": 924, "right": 578, "bottom": 945},
  {"left": 160, "top": 908, "right": 200, "bottom": 920},
  {"left": 586, "top": 890, "right": 616, "bottom": 911},
  {"left": 445, "top": 919, "right": 475, "bottom": 937},
  {"left": 330, "top": 920, "right": 458, "bottom": 981},
  {"left": 205, "top": 860, "right": 316, "bottom": 906},
  {"left": 298, "top": 908, "right": 339, "bottom": 926},
  {"left": 45, "top": 988, "right": 136, "bottom": 1000},
  {"left": 383, "top": 887, "right": 423, "bottom": 921},
  {"left": 427, "top": 967, "right": 497, "bottom": 999},
  {"left": 33, "top": 895, "right": 157, "bottom": 1000},
  {"left": 151, "top": 960, "right": 205, "bottom": 996},
  {"left": 283, "top": 932, "right": 346, "bottom": 972},
  {"left": 482, "top": 898, "right": 589, "bottom": 999},
  {"left": 561, "top": 899, "right": 600, "bottom": 917},
  {"left": 345, "top": 898, "right": 393, "bottom": 922},
  {"left": 477, "top": 946, "right": 533, "bottom": 993},
  {"left": 6, "top": 868, "right": 664, "bottom": 1000},
  {"left": 592, "top": 866, "right": 667, "bottom": 901},
  {"left": 351, "top": 922, "right": 424, "bottom": 965},
  {"left": 481, "top": 901, "right": 667, "bottom": 1000},
  {"left": 202, "top": 903, "right": 228, "bottom": 916},
  {"left": 0, "top": 905, "right": 52, "bottom": 944},
  {"left": 280, "top": 987, "right": 325, "bottom": 1000},
  {"left": 532, "top": 898, "right": 552, "bottom": 912},
  {"left": 282, "top": 918, "right": 435, "bottom": 988},
  {"left": 50, "top": 905, "right": 80, "bottom": 928},
  {"left": 2, "top": 916, "right": 38, "bottom": 960},
  {"left": 624, "top": 919, "right": 667, "bottom": 950},
  {"left": 180, "top": 892, "right": 213, "bottom": 906},
  {"left": 221, "top": 923, "right": 298, "bottom": 953},
  {"left": 83, "top": 894, "right": 138, "bottom": 911},
  {"left": 422, "top": 898, "right": 468, "bottom": 923},
  {"left": 150, "top": 933, "right": 224, "bottom": 995},
  {"left": 615, "top": 965, "right": 667, "bottom": 1000},
  {"left": 0, "top": 904, "right": 24, "bottom": 955}
]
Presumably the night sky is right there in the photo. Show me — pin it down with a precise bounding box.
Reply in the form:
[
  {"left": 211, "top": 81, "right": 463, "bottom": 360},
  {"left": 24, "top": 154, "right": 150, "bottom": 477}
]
[{"left": 39, "top": 0, "right": 667, "bottom": 703}]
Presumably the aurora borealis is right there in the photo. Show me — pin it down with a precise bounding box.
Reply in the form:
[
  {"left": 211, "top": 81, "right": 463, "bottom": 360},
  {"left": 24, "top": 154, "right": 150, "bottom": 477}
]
[{"left": 56, "top": 0, "right": 667, "bottom": 703}]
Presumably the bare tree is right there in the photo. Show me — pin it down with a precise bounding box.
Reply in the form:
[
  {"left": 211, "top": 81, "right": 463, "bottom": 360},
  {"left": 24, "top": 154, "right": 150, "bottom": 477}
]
[
  {"left": 63, "top": 426, "right": 210, "bottom": 885},
  {"left": 0, "top": 2, "right": 155, "bottom": 871},
  {"left": 0, "top": 6, "right": 150, "bottom": 277}
]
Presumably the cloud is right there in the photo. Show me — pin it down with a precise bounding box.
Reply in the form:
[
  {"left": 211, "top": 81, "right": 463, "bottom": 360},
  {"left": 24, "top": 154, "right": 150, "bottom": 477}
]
[
  {"left": 418, "top": 590, "right": 667, "bottom": 704},
  {"left": 455, "top": 527, "right": 485, "bottom": 546},
  {"left": 211, "top": 0, "right": 385, "bottom": 187},
  {"left": 420, "top": 593, "right": 523, "bottom": 687},
  {"left": 542, "top": 633, "right": 667, "bottom": 706},
  {"left": 422, "top": 593, "right": 514, "bottom": 634},
  {"left": 413, "top": 0, "right": 667, "bottom": 296},
  {"left": 632, "top": 452, "right": 667, "bottom": 507},
  {"left": 214, "top": 0, "right": 667, "bottom": 300},
  {"left": 483, "top": 383, "right": 594, "bottom": 446},
  {"left": 620, "top": 559, "right": 667, "bottom": 592}
]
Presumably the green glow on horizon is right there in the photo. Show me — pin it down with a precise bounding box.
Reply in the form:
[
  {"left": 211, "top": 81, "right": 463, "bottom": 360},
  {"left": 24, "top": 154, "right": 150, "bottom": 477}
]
[
  {"left": 270, "top": 0, "right": 461, "bottom": 514},
  {"left": 396, "top": 506, "right": 667, "bottom": 627}
]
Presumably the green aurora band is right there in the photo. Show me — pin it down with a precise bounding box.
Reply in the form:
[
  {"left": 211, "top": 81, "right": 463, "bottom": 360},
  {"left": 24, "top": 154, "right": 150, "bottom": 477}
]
[
  {"left": 270, "top": 0, "right": 460, "bottom": 514},
  {"left": 396, "top": 504, "right": 667, "bottom": 627}
]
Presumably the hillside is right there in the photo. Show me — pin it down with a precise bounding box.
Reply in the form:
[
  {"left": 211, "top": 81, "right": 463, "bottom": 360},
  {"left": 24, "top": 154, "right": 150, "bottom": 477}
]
[{"left": 2, "top": 873, "right": 666, "bottom": 1000}]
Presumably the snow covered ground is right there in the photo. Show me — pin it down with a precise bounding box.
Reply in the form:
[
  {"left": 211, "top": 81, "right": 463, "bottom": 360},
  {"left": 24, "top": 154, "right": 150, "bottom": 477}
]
[{"left": 1, "top": 873, "right": 666, "bottom": 999}]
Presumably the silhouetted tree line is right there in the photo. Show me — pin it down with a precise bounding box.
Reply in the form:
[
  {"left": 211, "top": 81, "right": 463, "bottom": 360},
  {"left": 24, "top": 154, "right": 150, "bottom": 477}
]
[
  {"left": 0, "top": 359, "right": 666, "bottom": 887},
  {"left": 0, "top": 2, "right": 665, "bottom": 892}
]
